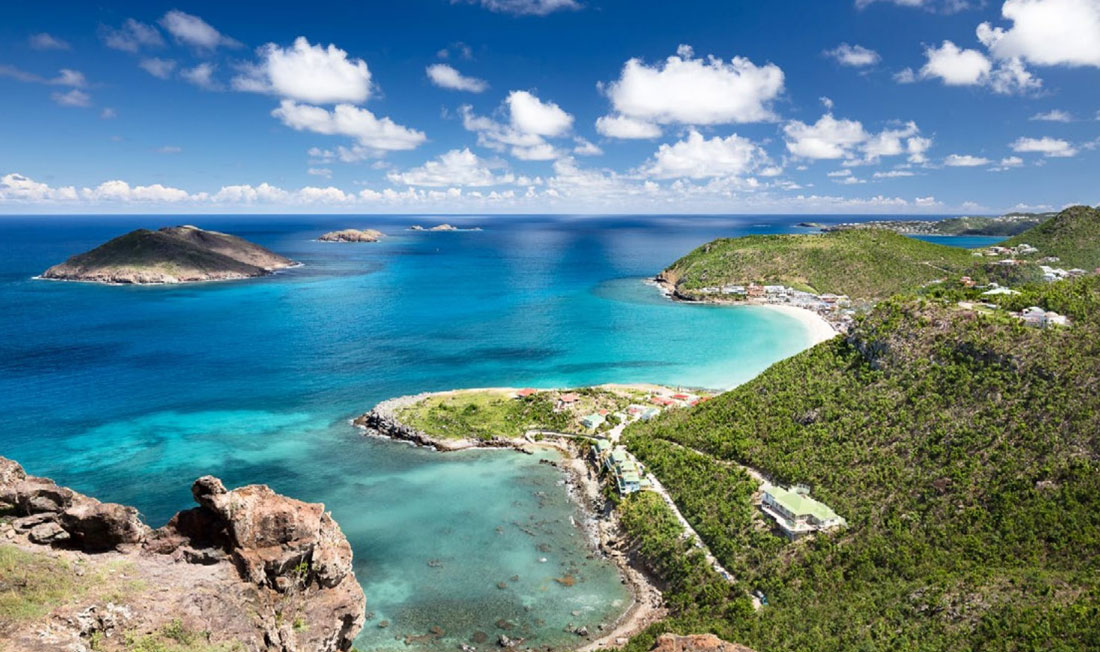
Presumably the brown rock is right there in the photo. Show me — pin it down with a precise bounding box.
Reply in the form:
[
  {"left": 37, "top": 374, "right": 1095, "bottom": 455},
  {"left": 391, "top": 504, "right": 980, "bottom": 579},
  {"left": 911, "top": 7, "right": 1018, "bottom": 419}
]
[
  {"left": 318, "top": 228, "right": 384, "bottom": 243},
  {"left": 59, "top": 497, "right": 148, "bottom": 551},
  {"left": 651, "top": 634, "right": 757, "bottom": 652}
]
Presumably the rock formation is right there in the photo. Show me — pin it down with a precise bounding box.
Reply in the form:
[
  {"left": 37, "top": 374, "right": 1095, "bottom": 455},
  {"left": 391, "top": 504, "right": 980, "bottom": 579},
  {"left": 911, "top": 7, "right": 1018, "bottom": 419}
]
[
  {"left": 40, "top": 225, "right": 296, "bottom": 284},
  {"left": 317, "top": 229, "right": 384, "bottom": 243},
  {"left": 650, "top": 633, "right": 757, "bottom": 652},
  {"left": 0, "top": 457, "right": 365, "bottom": 652}
]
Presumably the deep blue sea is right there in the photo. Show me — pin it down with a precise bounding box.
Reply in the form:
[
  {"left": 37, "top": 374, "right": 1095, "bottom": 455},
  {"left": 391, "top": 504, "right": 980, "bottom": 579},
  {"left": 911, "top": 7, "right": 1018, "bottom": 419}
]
[{"left": 0, "top": 214, "right": 982, "bottom": 649}]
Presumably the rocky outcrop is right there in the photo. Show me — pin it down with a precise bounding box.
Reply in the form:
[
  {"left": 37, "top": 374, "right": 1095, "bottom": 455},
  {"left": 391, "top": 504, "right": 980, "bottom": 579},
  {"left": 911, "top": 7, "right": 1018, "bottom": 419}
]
[
  {"left": 650, "top": 633, "right": 757, "bottom": 652},
  {"left": 40, "top": 225, "right": 296, "bottom": 285},
  {"left": 353, "top": 394, "right": 519, "bottom": 452},
  {"left": 0, "top": 457, "right": 365, "bottom": 652},
  {"left": 317, "top": 229, "right": 384, "bottom": 243},
  {"left": 408, "top": 223, "right": 463, "bottom": 232}
]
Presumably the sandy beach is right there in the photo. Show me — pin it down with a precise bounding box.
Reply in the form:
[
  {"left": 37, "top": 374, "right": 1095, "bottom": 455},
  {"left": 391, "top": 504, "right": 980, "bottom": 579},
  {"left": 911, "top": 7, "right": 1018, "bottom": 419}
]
[{"left": 755, "top": 303, "right": 840, "bottom": 346}]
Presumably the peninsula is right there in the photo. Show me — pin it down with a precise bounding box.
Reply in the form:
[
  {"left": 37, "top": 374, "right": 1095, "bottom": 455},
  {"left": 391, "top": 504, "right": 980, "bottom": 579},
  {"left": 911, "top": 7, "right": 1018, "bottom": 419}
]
[
  {"left": 819, "top": 211, "right": 1052, "bottom": 236},
  {"left": 40, "top": 225, "right": 296, "bottom": 285},
  {"left": 317, "top": 228, "right": 385, "bottom": 243},
  {"left": 0, "top": 456, "right": 364, "bottom": 652}
]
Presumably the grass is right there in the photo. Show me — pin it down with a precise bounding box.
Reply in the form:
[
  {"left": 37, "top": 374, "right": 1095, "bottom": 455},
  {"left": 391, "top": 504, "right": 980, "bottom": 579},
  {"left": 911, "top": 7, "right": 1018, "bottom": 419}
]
[
  {"left": 0, "top": 544, "right": 88, "bottom": 629},
  {"left": 123, "top": 620, "right": 243, "bottom": 652},
  {"left": 395, "top": 387, "right": 643, "bottom": 440}
]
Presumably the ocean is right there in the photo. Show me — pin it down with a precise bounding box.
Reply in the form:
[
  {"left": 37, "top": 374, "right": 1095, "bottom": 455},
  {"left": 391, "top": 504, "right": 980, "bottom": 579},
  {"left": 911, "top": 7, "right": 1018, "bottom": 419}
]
[{"left": 0, "top": 214, "right": 982, "bottom": 649}]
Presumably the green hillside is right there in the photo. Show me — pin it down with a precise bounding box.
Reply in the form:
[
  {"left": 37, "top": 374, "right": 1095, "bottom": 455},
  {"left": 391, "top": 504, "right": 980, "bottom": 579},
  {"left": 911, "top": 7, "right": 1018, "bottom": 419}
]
[
  {"left": 620, "top": 276, "right": 1100, "bottom": 651},
  {"left": 1002, "top": 205, "right": 1100, "bottom": 270},
  {"left": 659, "top": 229, "right": 978, "bottom": 300}
]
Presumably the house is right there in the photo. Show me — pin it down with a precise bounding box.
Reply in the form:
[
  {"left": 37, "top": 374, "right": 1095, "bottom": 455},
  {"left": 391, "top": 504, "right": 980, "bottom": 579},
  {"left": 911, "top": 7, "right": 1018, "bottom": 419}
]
[
  {"left": 556, "top": 392, "right": 580, "bottom": 410},
  {"left": 760, "top": 483, "right": 846, "bottom": 540},
  {"left": 650, "top": 395, "right": 674, "bottom": 407},
  {"left": 515, "top": 388, "right": 538, "bottom": 398},
  {"left": 722, "top": 285, "right": 747, "bottom": 295},
  {"left": 580, "top": 413, "right": 605, "bottom": 430},
  {"left": 819, "top": 294, "right": 840, "bottom": 304},
  {"left": 746, "top": 284, "right": 765, "bottom": 298},
  {"left": 1013, "top": 244, "right": 1039, "bottom": 255},
  {"left": 590, "top": 437, "right": 612, "bottom": 464},
  {"left": 981, "top": 286, "right": 1019, "bottom": 296},
  {"left": 639, "top": 407, "right": 661, "bottom": 421},
  {"left": 605, "top": 446, "right": 647, "bottom": 495}
]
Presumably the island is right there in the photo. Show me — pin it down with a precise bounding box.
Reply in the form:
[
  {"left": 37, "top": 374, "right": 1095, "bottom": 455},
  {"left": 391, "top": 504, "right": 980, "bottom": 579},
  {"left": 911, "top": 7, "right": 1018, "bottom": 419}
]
[
  {"left": 819, "top": 211, "right": 1052, "bottom": 236},
  {"left": 317, "top": 228, "right": 385, "bottom": 243},
  {"left": 407, "top": 223, "right": 472, "bottom": 232},
  {"left": 0, "top": 456, "right": 364, "bottom": 651},
  {"left": 39, "top": 225, "right": 297, "bottom": 285}
]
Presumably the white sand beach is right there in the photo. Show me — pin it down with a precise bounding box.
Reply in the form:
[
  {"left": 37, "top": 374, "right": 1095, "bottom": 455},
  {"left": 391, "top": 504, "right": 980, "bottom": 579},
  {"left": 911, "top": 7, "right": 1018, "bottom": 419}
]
[{"left": 756, "top": 303, "right": 840, "bottom": 346}]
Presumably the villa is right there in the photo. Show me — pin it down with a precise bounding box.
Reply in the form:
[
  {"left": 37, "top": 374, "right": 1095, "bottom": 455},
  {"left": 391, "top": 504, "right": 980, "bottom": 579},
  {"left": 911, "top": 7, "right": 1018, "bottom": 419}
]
[
  {"left": 580, "top": 413, "right": 605, "bottom": 430},
  {"left": 760, "top": 483, "right": 846, "bottom": 540},
  {"left": 592, "top": 442, "right": 650, "bottom": 495},
  {"left": 514, "top": 388, "right": 537, "bottom": 398}
]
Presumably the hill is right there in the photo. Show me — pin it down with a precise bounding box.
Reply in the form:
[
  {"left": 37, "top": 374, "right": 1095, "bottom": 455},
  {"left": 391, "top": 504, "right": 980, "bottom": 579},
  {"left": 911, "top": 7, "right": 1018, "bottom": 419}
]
[
  {"left": 657, "top": 229, "right": 978, "bottom": 300},
  {"left": 41, "top": 225, "right": 296, "bottom": 285},
  {"left": 1002, "top": 205, "right": 1100, "bottom": 270},
  {"left": 620, "top": 276, "right": 1100, "bottom": 652},
  {"left": 823, "top": 213, "right": 1049, "bottom": 236}
]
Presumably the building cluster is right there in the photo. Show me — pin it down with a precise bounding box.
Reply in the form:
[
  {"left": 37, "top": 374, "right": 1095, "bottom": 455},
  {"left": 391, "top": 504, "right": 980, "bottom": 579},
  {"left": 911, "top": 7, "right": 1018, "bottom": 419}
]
[
  {"left": 759, "top": 483, "right": 846, "bottom": 540},
  {"left": 591, "top": 439, "right": 652, "bottom": 495},
  {"left": 1015, "top": 306, "right": 1070, "bottom": 328},
  {"left": 693, "top": 283, "right": 855, "bottom": 331},
  {"left": 976, "top": 243, "right": 1039, "bottom": 257},
  {"left": 1039, "top": 265, "right": 1089, "bottom": 282}
]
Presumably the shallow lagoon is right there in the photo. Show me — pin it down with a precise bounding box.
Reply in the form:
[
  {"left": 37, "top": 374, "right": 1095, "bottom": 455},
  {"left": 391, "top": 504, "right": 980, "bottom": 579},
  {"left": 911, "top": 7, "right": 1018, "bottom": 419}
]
[{"left": 1, "top": 214, "right": 848, "bottom": 649}]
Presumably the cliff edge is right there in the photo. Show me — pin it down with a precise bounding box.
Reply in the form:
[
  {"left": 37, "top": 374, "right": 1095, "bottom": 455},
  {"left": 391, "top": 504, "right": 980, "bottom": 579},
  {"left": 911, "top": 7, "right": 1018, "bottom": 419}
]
[{"left": 0, "top": 457, "right": 365, "bottom": 652}]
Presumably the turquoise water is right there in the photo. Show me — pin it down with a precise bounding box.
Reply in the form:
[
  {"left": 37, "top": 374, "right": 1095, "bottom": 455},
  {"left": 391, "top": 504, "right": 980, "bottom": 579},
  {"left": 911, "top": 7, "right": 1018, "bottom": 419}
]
[
  {"left": 1, "top": 214, "right": 845, "bottom": 649},
  {"left": 909, "top": 234, "right": 1008, "bottom": 248}
]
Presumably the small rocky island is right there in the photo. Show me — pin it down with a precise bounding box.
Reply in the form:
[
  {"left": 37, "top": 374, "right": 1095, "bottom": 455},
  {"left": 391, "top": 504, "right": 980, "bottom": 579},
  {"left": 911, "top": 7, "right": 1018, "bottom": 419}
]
[
  {"left": 317, "top": 228, "right": 385, "bottom": 243},
  {"left": 409, "top": 223, "right": 458, "bottom": 231},
  {"left": 0, "top": 456, "right": 364, "bottom": 651},
  {"left": 40, "top": 225, "right": 296, "bottom": 285}
]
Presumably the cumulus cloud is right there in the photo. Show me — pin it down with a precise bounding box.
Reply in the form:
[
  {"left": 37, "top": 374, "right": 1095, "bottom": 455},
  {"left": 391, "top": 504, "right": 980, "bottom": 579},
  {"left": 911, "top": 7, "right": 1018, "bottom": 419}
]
[
  {"left": 387, "top": 148, "right": 512, "bottom": 186},
  {"left": 595, "top": 114, "right": 662, "bottom": 139},
  {"left": 0, "top": 65, "right": 86, "bottom": 87},
  {"left": 426, "top": 63, "right": 488, "bottom": 92},
  {"left": 1010, "top": 136, "right": 1078, "bottom": 157},
  {"left": 234, "top": 37, "right": 372, "bottom": 104},
  {"left": 598, "top": 45, "right": 784, "bottom": 134},
  {"left": 454, "top": 0, "right": 580, "bottom": 16},
  {"left": 917, "top": 40, "right": 1040, "bottom": 93},
  {"left": 784, "top": 114, "right": 931, "bottom": 164},
  {"left": 159, "top": 10, "right": 240, "bottom": 51},
  {"left": 824, "top": 43, "right": 881, "bottom": 66},
  {"left": 1030, "top": 109, "right": 1073, "bottom": 121},
  {"left": 29, "top": 33, "right": 70, "bottom": 50},
  {"left": 139, "top": 58, "right": 177, "bottom": 79},
  {"left": 272, "top": 100, "right": 426, "bottom": 152},
  {"left": 873, "top": 170, "right": 916, "bottom": 178},
  {"left": 642, "top": 130, "right": 769, "bottom": 179},
  {"left": 572, "top": 137, "right": 602, "bottom": 156},
  {"left": 460, "top": 91, "right": 573, "bottom": 160},
  {"left": 0, "top": 173, "right": 77, "bottom": 202},
  {"left": 100, "top": 19, "right": 164, "bottom": 53},
  {"left": 977, "top": 0, "right": 1100, "bottom": 67},
  {"left": 944, "top": 153, "right": 991, "bottom": 166}
]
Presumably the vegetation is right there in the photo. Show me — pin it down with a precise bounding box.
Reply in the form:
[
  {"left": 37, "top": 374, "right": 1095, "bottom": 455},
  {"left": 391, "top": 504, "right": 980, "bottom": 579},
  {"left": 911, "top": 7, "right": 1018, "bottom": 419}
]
[
  {"left": 1002, "top": 205, "right": 1100, "bottom": 270},
  {"left": 828, "top": 214, "right": 1049, "bottom": 236},
  {"left": 620, "top": 275, "right": 1100, "bottom": 651},
  {"left": 395, "top": 387, "right": 641, "bottom": 440},
  {"left": 659, "top": 229, "right": 978, "bottom": 300},
  {"left": 124, "top": 620, "right": 242, "bottom": 652}
]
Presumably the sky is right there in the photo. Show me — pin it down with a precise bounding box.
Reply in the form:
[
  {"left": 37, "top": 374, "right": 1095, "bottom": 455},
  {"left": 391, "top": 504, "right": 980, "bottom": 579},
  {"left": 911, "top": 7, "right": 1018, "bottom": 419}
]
[{"left": 1, "top": 0, "right": 1099, "bottom": 215}]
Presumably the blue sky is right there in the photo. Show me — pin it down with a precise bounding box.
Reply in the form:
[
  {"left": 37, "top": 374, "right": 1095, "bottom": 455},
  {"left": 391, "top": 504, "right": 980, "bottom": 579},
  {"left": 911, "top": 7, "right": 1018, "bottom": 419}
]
[{"left": 1, "top": 0, "right": 1098, "bottom": 214}]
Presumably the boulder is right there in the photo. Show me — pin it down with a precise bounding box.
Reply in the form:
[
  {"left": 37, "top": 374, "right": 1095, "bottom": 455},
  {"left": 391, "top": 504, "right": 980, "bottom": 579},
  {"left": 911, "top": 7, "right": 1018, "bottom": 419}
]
[
  {"left": 59, "top": 498, "right": 148, "bottom": 551},
  {"left": 28, "top": 520, "right": 70, "bottom": 544},
  {"left": 651, "top": 634, "right": 757, "bottom": 652}
]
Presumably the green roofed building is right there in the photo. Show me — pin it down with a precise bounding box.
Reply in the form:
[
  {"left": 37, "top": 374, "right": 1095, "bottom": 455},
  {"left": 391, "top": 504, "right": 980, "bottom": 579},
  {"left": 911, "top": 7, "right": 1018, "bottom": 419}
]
[{"left": 760, "top": 483, "right": 846, "bottom": 539}]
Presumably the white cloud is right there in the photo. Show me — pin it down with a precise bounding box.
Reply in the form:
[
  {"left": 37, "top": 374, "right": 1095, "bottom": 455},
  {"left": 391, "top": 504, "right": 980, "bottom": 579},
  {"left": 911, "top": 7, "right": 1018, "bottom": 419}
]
[
  {"left": 944, "top": 153, "right": 991, "bottom": 166},
  {"left": 455, "top": 0, "right": 580, "bottom": 15},
  {"left": 507, "top": 90, "right": 573, "bottom": 136},
  {"left": 0, "top": 65, "right": 86, "bottom": 87},
  {"left": 387, "top": 148, "right": 511, "bottom": 186},
  {"left": 100, "top": 107, "right": 117, "bottom": 119},
  {"left": 835, "top": 175, "right": 867, "bottom": 185},
  {"left": 643, "top": 129, "right": 768, "bottom": 179},
  {"left": 1010, "top": 136, "right": 1078, "bottom": 157},
  {"left": 1000, "top": 156, "right": 1025, "bottom": 166},
  {"left": 1030, "top": 109, "right": 1073, "bottom": 121},
  {"left": 917, "top": 39, "right": 1040, "bottom": 93},
  {"left": 272, "top": 100, "right": 425, "bottom": 151},
  {"left": 784, "top": 114, "right": 866, "bottom": 159},
  {"left": 600, "top": 45, "right": 784, "bottom": 126},
  {"left": 595, "top": 114, "right": 661, "bottom": 139},
  {"left": 426, "top": 63, "right": 488, "bottom": 92},
  {"left": 977, "top": 0, "right": 1100, "bottom": 67},
  {"left": 82, "top": 180, "right": 192, "bottom": 202},
  {"left": 828, "top": 169, "right": 853, "bottom": 177},
  {"left": 856, "top": 0, "right": 975, "bottom": 11},
  {"left": 51, "top": 89, "right": 91, "bottom": 107},
  {"left": 234, "top": 37, "right": 372, "bottom": 104},
  {"left": 0, "top": 173, "right": 77, "bottom": 201},
  {"left": 873, "top": 170, "right": 916, "bottom": 178},
  {"left": 182, "top": 63, "right": 219, "bottom": 90},
  {"left": 894, "top": 67, "right": 918, "bottom": 83},
  {"left": 29, "top": 33, "right": 70, "bottom": 50},
  {"left": 920, "top": 40, "right": 992, "bottom": 84},
  {"left": 572, "top": 137, "right": 602, "bottom": 156},
  {"left": 824, "top": 43, "right": 881, "bottom": 66},
  {"left": 307, "top": 167, "right": 332, "bottom": 178},
  {"left": 158, "top": 10, "right": 239, "bottom": 51},
  {"left": 212, "top": 183, "right": 290, "bottom": 203},
  {"left": 139, "top": 58, "right": 177, "bottom": 79},
  {"left": 460, "top": 91, "right": 573, "bottom": 159},
  {"left": 101, "top": 19, "right": 164, "bottom": 53}
]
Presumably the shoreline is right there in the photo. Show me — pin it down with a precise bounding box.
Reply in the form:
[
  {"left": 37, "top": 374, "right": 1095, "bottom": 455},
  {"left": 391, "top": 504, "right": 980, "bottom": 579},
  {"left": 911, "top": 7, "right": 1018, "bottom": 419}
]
[
  {"left": 31, "top": 262, "right": 303, "bottom": 286},
  {"left": 352, "top": 388, "right": 669, "bottom": 650}
]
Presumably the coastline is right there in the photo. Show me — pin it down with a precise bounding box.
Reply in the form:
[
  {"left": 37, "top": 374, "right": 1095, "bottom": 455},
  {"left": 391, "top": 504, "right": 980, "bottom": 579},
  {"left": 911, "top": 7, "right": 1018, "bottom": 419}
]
[
  {"left": 755, "top": 303, "right": 838, "bottom": 346},
  {"left": 353, "top": 389, "right": 669, "bottom": 650},
  {"left": 31, "top": 262, "right": 304, "bottom": 286}
]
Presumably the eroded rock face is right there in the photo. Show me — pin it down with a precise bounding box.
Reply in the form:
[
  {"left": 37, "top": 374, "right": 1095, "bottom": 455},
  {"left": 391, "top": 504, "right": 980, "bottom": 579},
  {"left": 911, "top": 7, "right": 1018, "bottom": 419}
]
[
  {"left": 651, "top": 634, "right": 757, "bottom": 652},
  {"left": 0, "top": 456, "right": 365, "bottom": 652},
  {"left": 317, "top": 228, "right": 384, "bottom": 242}
]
